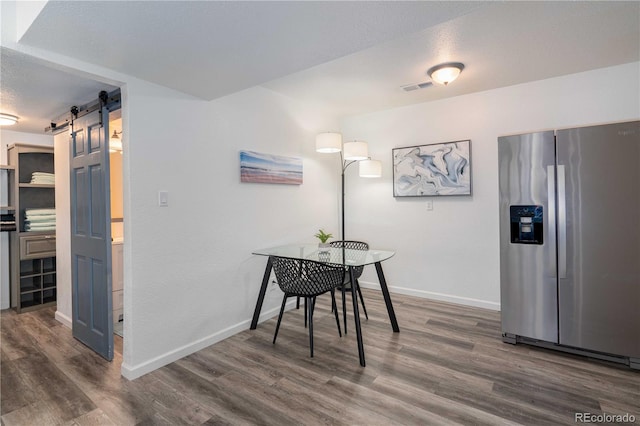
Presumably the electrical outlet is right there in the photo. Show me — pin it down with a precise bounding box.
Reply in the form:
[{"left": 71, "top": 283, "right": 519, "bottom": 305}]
[{"left": 426, "top": 200, "right": 433, "bottom": 211}]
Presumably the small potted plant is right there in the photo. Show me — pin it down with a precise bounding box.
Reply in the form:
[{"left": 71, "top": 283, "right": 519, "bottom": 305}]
[{"left": 314, "top": 229, "right": 333, "bottom": 252}]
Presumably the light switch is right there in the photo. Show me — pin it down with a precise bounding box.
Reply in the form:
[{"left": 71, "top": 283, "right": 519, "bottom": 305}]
[{"left": 158, "top": 191, "right": 169, "bottom": 207}]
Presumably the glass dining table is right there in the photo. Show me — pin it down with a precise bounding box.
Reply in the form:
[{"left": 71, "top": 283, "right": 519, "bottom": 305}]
[{"left": 251, "top": 244, "right": 399, "bottom": 367}]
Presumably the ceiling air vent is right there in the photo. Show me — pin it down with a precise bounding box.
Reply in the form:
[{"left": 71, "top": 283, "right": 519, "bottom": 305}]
[{"left": 401, "top": 81, "right": 433, "bottom": 92}]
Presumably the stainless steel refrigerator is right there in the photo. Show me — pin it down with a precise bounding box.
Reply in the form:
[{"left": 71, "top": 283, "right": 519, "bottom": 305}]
[{"left": 498, "top": 120, "right": 639, "bottom": 369}]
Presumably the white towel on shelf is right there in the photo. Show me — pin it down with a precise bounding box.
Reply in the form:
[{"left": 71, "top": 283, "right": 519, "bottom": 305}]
[
  {"left": 25, "top": 216, "right": 55, "bottom": 223},
  {"left": 25, "top": 219, "right": 55, "bottom": 224},
  {"left": 30, "top": 178, "right": 55, "bottom": 184},
  {"left": 25, "top": 215, "right": 56, "bottom": 220},
  {"left": 25, "top": 208, "right": 56, "bottom": 216},
  {"left": 25, "top": 224, "right": 56, "bottom": 231},
  {"left": 30, "top": 172, "right": 55, "bottom": 184},
  {"left": 25, "top": 221, "right": 55, "bottom": 227},
  {"left": 25, "top": 215, "right": 56, "bottom": 223},
  {"left": 25, "top": 226, "right": 55, "bottom": 231},
  {"left": 25, "top": 208, "right": 56, "bottom": 231}
]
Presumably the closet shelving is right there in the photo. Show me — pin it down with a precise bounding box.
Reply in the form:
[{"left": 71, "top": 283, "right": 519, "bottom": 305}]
[{"left": 7, "top": 144, "right": 57, "bottom": 312}]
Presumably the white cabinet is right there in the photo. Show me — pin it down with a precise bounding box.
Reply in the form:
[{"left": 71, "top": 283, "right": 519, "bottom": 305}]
[{"left": 112, "top": 241, "right": 123, "bottom": 325}]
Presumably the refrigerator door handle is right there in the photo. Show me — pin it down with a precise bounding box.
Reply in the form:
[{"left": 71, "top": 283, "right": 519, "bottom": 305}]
[
  {"left": 547, "top": 165, "right": 557, "bottom": 278},
  {"left": 557, "top": 164, "right": 567, "bottom": 279}
]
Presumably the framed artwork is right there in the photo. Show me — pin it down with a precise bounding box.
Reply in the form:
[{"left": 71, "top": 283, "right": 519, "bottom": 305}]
[
  {"left": 393, "top": 140, "right": 471, "bottom": 197},
  {"left": 240, "top": 150, "right": 303, "bottom": 185}
]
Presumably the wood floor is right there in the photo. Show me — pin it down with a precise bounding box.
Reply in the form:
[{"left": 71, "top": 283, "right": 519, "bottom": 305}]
[{"left": 2, "top": 289, "right": 639, "bottom": 425}]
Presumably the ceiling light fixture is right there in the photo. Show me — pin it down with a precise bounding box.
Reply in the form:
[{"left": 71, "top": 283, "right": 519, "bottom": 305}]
[
  {"left": 427, "top": 62, "right": 465, "bottom": 86},
  {"left": 0, "top": 113, "right": 19, "bottom": 126}
]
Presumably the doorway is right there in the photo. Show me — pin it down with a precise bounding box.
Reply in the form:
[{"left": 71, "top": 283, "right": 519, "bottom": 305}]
[
  {"left": 108, "top": 109, "right": 124, "bottom": 338},
  {"left": 68, "top": 91, "right": 123, "bottom": 361}
]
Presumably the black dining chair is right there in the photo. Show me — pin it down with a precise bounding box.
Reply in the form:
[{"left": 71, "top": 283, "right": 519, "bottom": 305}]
[
  {"left": 329, "top": 240, "right": 369, "bottom": 334},
  {"left": 271, "top": 256, "right": 344, "bottom": 357}
]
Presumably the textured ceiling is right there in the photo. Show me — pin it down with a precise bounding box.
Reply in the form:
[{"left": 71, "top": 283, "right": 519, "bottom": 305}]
[
  {"left": 264, "top": 1, "right": 640, "bottom": 117},
  {"left": 18, "top": 1, "right": 486, "bottom": 101},
  {"left": 0, "top": 1, "right": 638, "bottom": 134},
  {"left": 0, "top": 47, "right": 118, "bottom": 134}
]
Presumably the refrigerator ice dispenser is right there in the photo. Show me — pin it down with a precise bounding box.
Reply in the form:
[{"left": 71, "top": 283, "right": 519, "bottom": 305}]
[{"left": 510, "top": 205, "right": 543, "bottom": 244}]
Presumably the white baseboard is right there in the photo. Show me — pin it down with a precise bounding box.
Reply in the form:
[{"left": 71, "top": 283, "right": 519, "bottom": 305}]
[
  {"left": 55, "top": 310, "right": 72, "bottom": 328},
  {"left": 358, "top": 280, "right": 500, "bottom": 311},
  {"left": 121, "top": 299, "right": 296, "bottom": 381}
]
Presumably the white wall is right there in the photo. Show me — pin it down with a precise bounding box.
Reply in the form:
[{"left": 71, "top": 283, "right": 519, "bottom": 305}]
[
  {"left": 50, "top": 78, "right": 341, "bottom": 379},
  {"left": 340, "top": 62, "right": 640, "bottom": 309},
  {"left": 53, "top": 131, "right": 71, "bottom": 326},
  {"left": 0, "top": 130, "right": 54, "bottom": 309}
]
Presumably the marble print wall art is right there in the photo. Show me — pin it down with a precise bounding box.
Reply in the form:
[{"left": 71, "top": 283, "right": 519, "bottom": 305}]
[
  {"left": 240, "top": 150, "right": 303, "bottom": 185},
  {"left": 393, "top": 140, "right": 471, "bottom": 197}
]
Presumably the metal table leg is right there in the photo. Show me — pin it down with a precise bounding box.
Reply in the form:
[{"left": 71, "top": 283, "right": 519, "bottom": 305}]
[
  {"left": 250, "top": 257, "right": 273, "bottom": 330},
  {"left": 350, "top": 266, "right": 366, "bottom": 366},
  {"left": 375, "top": 261, "right": 399, "bottom": 332}
]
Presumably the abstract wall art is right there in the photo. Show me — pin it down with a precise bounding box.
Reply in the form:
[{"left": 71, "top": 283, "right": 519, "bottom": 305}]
[
  {"left": 392, "top": 140, "right": 471, "bottom": 197},
  {"left": 240, "top": 150, "right": 303, "bottom": 185}
]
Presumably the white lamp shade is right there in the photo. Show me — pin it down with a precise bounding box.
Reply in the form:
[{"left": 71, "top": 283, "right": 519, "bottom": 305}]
[
  {"left": 0, "top": 113, "right": 18, "bottom": 126},
  {"left": 109, "top": 131, "right": 123, "bottom": 153},
  {"left": 359, "top": 159, "right": 382, "bottom": 178},
  {"left": 109, "top": 138, "right": 123, "bottom": 153},
  {"left": 316, "top": 132, "right": 342, "bottom": 153},
  {"left": 428, "top": 62, "right": 464, "bottom": 85},
  {"left": 344, "top": 140, "right": 369, "bottom": 161}
]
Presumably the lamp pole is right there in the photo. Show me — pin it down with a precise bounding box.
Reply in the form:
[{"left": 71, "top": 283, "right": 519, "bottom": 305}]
[{"left": 341, "top": 151, "right": 358, "bottom": 242}]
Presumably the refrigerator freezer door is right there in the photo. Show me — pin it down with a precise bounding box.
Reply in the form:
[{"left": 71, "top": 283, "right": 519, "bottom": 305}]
[
  {"left": 499, "top": 131, "right": 558, "bottom": 343},
  {"left": 557, "top": 121, "right": 640, "bottom": 358}
]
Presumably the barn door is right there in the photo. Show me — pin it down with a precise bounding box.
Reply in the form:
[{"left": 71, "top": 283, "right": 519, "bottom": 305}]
[{"left": 70, "top": 107, "right": 113, "bottom": 360}]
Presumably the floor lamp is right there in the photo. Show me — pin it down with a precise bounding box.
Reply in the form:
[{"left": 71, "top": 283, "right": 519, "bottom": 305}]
[{"left": 316, "top": 132, "right": 382, "bottom": 241}]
